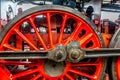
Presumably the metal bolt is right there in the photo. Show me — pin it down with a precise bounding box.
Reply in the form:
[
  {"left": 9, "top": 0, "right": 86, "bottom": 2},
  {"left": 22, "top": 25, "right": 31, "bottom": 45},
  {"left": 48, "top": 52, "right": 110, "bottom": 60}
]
[
  {"left": 71, "top": 50, "right": 80, "bottom": 59},
  {"left": 55, "top": 51, "right": 63, "bottom": 60}
]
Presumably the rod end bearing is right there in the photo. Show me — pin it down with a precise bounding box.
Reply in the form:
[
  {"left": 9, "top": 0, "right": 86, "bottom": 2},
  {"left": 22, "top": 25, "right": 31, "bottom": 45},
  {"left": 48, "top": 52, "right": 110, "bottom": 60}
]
[
  {"left": 48, "top": 44, "right": 67, "bottom": 62},
  {"left": 67, "top": 41, "right": 84, "bottom": 62}
]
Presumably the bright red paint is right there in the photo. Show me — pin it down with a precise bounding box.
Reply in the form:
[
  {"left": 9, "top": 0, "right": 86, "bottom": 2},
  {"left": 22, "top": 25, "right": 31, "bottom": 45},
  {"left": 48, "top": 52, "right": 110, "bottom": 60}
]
[{"left": 0, "top": 10, "right": 104, "bottom": 80}]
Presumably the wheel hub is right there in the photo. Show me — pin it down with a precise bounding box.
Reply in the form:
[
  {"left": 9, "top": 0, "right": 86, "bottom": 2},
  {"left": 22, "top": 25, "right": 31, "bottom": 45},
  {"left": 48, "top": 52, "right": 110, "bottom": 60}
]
[{"left": 44, "top": 60, "right": 66, "bottom": 77}]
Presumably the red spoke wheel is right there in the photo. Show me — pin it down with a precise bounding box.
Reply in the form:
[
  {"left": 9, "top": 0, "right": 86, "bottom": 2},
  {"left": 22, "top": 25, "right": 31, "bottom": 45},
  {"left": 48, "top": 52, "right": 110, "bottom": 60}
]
[
  {"left": 0, "top": 5, "right": 106, "bottom": 80},
  {"left": 109, "top": 28, "right": 120, "bottom": 80}
]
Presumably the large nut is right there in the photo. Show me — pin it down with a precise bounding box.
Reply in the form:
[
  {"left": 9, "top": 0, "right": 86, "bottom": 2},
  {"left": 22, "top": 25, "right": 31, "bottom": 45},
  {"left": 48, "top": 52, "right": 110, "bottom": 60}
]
[
  {"left": 67, "top": 41, "right": 84, "bottom": 62},
  {"left": 68, "top": 48, "right": 84, "bottom": 62},
  {"left": 48, "top": 44, "right": 67, "bottom": 62},
  {"left": 71, "top": 50, "right": 80, "bottom": 59},
  {"left": 55, "top": 50, "right": 64, "bottom": 60}
]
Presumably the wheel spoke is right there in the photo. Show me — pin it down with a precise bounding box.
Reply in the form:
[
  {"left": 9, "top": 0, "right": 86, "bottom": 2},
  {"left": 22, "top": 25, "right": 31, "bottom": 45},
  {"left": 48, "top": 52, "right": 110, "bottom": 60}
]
[
  {"left": 12, "top": 68, "right": 39, "bottom": 79},
  {"left": 69, "top": 68, "right": 95, "bottom": 79},
  {"left": 31, "top": 73, "right": 42, "bottom": 80},
  {"left": 60, "top": 78, "right": 64, "bottom": 80},
  {"left": 58, "top": 14, "right": 67, "bottom": 43},
  {"left": 65, "top": 22, "right": 82, "bottom": 45},
  {"left": 14, "top": 29, "right": 39, "bottom": 50},
  {"left": 46, "top": 13, "right": 53, "bottom": 47},
  {"left": 71, "top": 62, "right": 98, "bottom": 67},
  {"left": 0, "top": 60, "right": 37, "bottom": 66},
  {"left": 3, "top": 44, "right": 21, "bottom": 51},
  {"left": 29, "top": 17, "right": 48, "bottom": 50},
  {"left": 65, "top": 74, "right": 74, "bottom": 80},
  {"left": 79, "top": 33, "right": 93, "bottom": 46},
  {"left": 42, "top": 78, "right": 46, "bottom": 80}
]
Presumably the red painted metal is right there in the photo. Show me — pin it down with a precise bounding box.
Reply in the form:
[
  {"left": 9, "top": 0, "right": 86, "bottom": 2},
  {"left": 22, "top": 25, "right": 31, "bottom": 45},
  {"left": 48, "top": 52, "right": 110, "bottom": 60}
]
[
  {"left": 0, "top": 10, "right": 104, "bottom": 80},
  {"left": 116, "top": 57, "right": 120, "bottom": 80}
]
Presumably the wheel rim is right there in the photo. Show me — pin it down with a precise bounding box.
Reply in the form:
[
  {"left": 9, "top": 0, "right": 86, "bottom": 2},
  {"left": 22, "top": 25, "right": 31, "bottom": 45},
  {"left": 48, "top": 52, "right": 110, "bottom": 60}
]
[
  {"left": 109, "top": 28, "right": 120, "bottom": 80},
  {"left": 0, "top": 5, "right": 104, "bottom": 80}
]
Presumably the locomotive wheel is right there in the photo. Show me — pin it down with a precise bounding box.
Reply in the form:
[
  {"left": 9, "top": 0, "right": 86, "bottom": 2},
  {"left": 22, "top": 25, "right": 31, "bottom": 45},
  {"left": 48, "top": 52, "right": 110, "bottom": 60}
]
[
  {"left": 0, "top": 5, "right": 106, "bottom": 80},
  {"left": 109, "top": 28, "right": 120, "bottom": 80}
]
